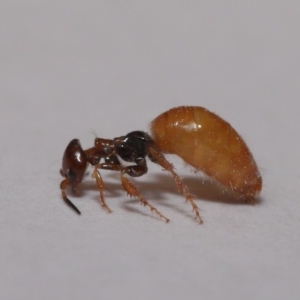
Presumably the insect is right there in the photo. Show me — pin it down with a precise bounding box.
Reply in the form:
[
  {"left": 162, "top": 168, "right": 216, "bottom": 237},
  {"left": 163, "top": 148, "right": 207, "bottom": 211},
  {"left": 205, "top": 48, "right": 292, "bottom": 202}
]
[{"left": 60, "top": 106, "right": 262, "bottom": 223}]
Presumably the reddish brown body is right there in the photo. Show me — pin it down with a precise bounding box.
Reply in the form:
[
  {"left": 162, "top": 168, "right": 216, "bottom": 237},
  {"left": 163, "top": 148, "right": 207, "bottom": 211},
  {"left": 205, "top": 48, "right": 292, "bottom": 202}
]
[
  {"left": 151, "top": 106, "right": 262, "bottom": 200},
  {"left": 60, "top": 105, "right": 262, "bottom": 223}
]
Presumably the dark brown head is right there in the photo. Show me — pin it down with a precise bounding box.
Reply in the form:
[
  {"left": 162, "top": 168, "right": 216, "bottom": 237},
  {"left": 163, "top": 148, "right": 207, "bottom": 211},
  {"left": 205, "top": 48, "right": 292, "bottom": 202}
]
[{"left": 61, "top": 139, "right": 87, "bottom": 192}]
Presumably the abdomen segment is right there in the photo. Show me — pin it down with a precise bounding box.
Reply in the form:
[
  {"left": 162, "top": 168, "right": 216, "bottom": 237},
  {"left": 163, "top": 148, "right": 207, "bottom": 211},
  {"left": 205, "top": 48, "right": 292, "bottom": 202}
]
[{"left": 151, "top": 106, "right": 262, "bottom": 200}]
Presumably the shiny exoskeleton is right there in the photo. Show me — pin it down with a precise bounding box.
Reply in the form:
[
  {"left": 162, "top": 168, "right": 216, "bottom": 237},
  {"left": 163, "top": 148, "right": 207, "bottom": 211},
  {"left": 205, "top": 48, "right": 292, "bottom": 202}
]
[
  {"left": 60, "top": 106, "right": 262, "bottom": 224},
  {"left": 60, "top": 130, "right": 200, "bottom": 223},
  {"left": 151, "top": 106, "right": 262, "bottom": 200}
]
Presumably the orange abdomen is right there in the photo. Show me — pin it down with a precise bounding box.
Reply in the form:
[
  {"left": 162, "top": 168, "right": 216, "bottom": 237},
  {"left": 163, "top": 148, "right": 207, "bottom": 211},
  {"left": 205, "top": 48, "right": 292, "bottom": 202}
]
[{"left": 151, "top": 106, "right": 262, "bottom": 199}]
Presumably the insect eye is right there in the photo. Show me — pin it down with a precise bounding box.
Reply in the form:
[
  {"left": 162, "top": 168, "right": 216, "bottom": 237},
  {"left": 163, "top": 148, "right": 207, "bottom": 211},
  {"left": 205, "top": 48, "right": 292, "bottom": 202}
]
[{"left": 67, "top": 169, "right": 77, "bottom": 183}]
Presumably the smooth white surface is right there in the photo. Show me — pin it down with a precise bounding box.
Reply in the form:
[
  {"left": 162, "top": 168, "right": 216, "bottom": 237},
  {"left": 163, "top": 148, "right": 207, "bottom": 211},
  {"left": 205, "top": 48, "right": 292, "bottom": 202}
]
[{"left": 1, "top": 1, "right": 299, "bottom": 299}]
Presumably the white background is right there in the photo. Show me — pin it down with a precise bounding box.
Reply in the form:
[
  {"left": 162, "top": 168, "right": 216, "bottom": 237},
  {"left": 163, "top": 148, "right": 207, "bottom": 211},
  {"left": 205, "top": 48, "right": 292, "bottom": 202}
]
[{"left": 1, "top": 1, "right": 299, "bottom": 299}]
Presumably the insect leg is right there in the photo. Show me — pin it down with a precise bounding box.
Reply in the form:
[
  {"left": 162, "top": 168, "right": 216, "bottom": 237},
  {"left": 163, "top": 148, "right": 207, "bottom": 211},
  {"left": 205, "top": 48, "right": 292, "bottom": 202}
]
[
  {"left": 92, "top": 159, "right": 124, "bottom": 213},
  {"left": 92, "top": 167, "right": 113, "bottom": 213},
  {"left": 121, "top": 158, "right": 169, "bottom": 222},
  {"left": 148, "top": 145, "right": 203, "bottom": 224},
  {"left": 97, "top": 158, "right": 170, "bottom": 222},
  {"left": 120, "top": 173, "right": 170, "bottom": 223}
]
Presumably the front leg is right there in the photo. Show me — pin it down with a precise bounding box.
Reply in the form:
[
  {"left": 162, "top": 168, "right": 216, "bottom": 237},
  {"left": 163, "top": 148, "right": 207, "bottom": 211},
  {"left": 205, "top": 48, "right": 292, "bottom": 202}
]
[
  {"left": 96, "top": 157, "right": 169, "bottom": 222},
  {"left": 93, "top": 158, "right": 146, "bottom": 212},
  {"left": 92, "top": 168, "right": 112, "bottom": 213},
  {"left": 92, "top": 160, "right": 122, "bottom": 213}
]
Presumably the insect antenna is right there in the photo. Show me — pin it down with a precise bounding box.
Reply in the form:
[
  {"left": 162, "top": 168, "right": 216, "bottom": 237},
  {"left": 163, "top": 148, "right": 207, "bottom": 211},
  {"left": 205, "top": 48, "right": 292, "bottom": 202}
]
[{"left": 62, "top": 194, "right": 81, "bottom": 215}]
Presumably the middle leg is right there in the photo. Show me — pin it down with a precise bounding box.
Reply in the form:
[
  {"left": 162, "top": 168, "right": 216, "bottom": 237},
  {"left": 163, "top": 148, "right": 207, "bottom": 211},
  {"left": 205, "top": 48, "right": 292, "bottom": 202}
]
[
  {"left": 120, "top": 172, "right": 170, "bottom": 223},
  {"left": 148, "top": 145, "right": 203, "bottom": 224},
  {"left": 96, "top": 158, "right": 170, "bottom": 222},
  {"left": 120, "top": 159, "right": 170, "bottom": 222}
]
